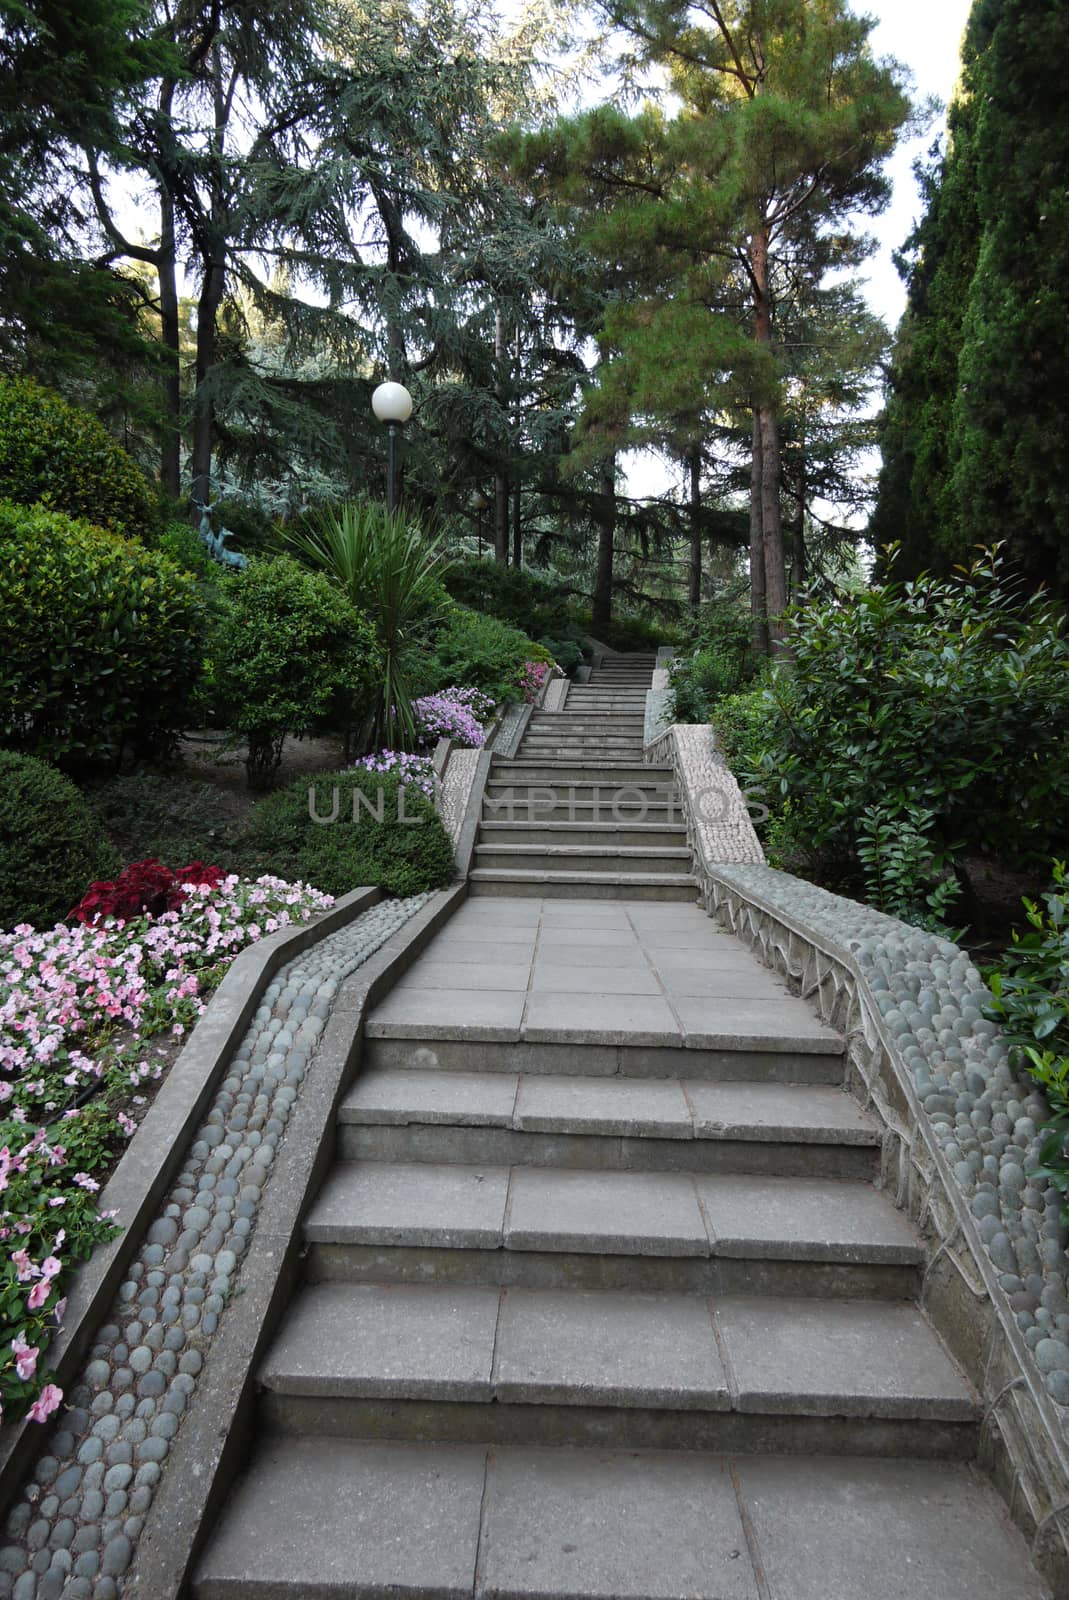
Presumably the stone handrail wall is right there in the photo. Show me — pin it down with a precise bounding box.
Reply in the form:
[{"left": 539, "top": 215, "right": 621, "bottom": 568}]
[
  {"left": 649, "top": 712, "right": 1069, "bottom": 1588},
  {"left": 645, "top": 722, "right": 765, "bottom": 867}
]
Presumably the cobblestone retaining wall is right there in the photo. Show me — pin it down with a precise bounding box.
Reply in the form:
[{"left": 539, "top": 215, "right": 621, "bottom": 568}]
[
  {"left": 0, "top": 895, "right": 431, "bottom": 1600},
  {"left": 646, "top": 723, "right": 764, "bottom": 866},
  {"left": 704, "top": 862, "right": 1069, "bottom": 1591}
]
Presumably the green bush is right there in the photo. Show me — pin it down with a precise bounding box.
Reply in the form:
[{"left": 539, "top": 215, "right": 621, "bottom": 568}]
[
  {"left": 212, "top": 557, "right": 381, "bottom": 789},
  {"left": 0, "top": 377, "right": 158, "bottom": 540},
  {"left": 158, "top": 521, "right": 218, "bottom": 581},
  {"left": 0, "top": 752, "right": 121, "bottom": 929},
  {"left": 759, "top": 551, "right": 1069, "bottom": 886},
  {"left": 246, "top": 767, "right": 455, "bottom": 897},
  {"left": 986, "top": 863, "right": 1069, "bottom": 1214},
  {"left": 444, "top": 558, "right": 580, "bottom": 641},
  {"left": 0, "top": 501, "right": 205, "bottom": 766},
  {"left": 670, "top": 591, "right": 759, "bottom": 721},
  {"left": 414, "top": 607, "right": 553, "bottom": 704}
]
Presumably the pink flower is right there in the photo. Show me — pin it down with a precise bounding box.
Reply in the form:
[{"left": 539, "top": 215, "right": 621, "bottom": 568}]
[
  {"left": 27, "top": 1280, "right": 50, "bottom": 1311},
  {"left": 26, "top": 1383, "right": 62, "bottom": 1423},
  {"left": 11, "top": 1334, "right": 38, "bottom": 1381},
  {"left": 11, "top": 1249, "right": 36, "bottom": 1283},
  {"left": 41, "top": 1256, "right": 61, "bottom": 1281}
]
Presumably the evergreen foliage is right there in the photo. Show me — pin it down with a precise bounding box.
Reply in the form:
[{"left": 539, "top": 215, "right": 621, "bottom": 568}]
[{"left": 0, "top": 751, "right": 121, "bottom": 931}]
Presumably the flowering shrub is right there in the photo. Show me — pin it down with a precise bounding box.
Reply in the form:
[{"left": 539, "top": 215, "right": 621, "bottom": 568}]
[
  {"left": 413, "top": 686, "right": 496, "bottom": 749},
  {"left": 519, "top": 660, "right": 554, "bottom": 703},
  {"left": 352, "top": 750, "right": 436, "bottom": 799},
  {"left": 1, "top": 872, "right": 333, "bottom": 1425},
  {"left": 70, "top": 859, "right": 227, "bottom": 925}
]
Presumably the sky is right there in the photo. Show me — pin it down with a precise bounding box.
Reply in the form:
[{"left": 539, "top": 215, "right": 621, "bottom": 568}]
[
  {"left": 863, "top": 0, "right": 973, "bottom": 328},
  {"left": 623, "top": 0, "right": 975, "bottom": 499}
]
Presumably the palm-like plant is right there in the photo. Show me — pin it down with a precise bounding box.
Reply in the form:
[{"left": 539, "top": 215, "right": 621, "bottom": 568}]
[{"left": 285, "top": 501, "right": 452, "bottom": 751}]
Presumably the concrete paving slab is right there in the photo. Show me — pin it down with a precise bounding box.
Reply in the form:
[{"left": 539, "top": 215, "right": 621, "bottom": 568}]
[
  {"left": 263, "top": 1282, "right": 501, "bottom": 1400},
  {"left": 675, "top": 996, "right": 843, "bottom": 1053},
  {"left": 442, "top": 924, "right": 544, "bottom": 945},
  {"left": 697, "top": 1176, "right": 924, "bottom": 1263},
  {"left": 365, "top": 987, "right": 526, "bottom": 1039},
  {"left": 529, "top": 964, "right": 662, "bottom": 995},
  {"left": 539, "top": 906, "right": 634, "bottom": 927},
  {"left": 657, "top": 967, "right": 794, "bottom": 999},
  {"left": 396, "top": 960, "right": 533, "bottom": 992},
  {"left": 342, "top": 1069, "right": 520, "bottom": 1127},
  {"left": 306, "top": 1160, "right": 510, "bottom": 1248},
  {"left": 476, "top": 1446, "right": 757, "bottom": 1600},
  {"left": 424, "top": 938, "right": 538, "bottom": 964},
  {"left": 506, "top": 1168, "right": 709, "bottom": 1256},
  {"left": 735, "top": 1455, "right": 1051, "bottom": 1600},
  {"left": 716, "top": 1296, "right": 976, "bottom": 1419},
  {"left": 449, "top": 899, "right": 544, "bottom": 923},
  {"left": 533, "top": 943, "right": 649, "bottom": 969},
  {"left": 195, "top": 1437, "right": 486, "bottom": 1600},
  {"left": 493, "top": 1288, "right": 729, "bottom": 1409},
  {"left": 536, "top": 926, "right": 641, "bottom": 948},
  {"left": 523, "top": 992, "right": 681, "bottom": 1046},
  {"left": 685, "top": 1083, "right": 878, "bottom": 1145},
  {"left": 514, "top": 1075, "right": 693, "bottom": 1138}
]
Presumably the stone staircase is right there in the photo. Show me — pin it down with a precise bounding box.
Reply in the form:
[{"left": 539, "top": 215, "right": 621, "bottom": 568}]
[
  {"left": 195, "top": 655, "right": 1050, "bottom": 1600},
  {"left": 472, "top": 654, "right": 697, "bottom": 901}
]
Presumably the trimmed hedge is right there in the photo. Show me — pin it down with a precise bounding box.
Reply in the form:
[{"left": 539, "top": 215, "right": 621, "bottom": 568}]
[
  {"left": 246, "top": 768, "right": 455, "bottom": 898},
  {"left": 0, "top": 376, "right": 158, "bottom": 540},
  {"left": 0, "top": 501, "right": 204, "bottom": 765},
  {"left": 0, "top": 751, "right": 121, "bottom": 930}
]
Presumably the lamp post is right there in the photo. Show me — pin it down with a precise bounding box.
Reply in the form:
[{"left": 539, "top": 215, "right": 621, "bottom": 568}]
[{"left": 371, "top": 381, "right": 413, "bottom": 512}]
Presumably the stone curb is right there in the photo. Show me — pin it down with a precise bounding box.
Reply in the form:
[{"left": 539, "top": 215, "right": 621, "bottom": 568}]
[
  {"left": 454, "top": 749, "right": 495, "bottom": 880},
  {"left": 0, "top": 886, "right": 380, "bottom": 1521},
  {"left": 701, "top": 863, "right": 1069, "bottom": 1593},
  {"left": 121, "top": 884, "right": 466, "bottom": 1600}
]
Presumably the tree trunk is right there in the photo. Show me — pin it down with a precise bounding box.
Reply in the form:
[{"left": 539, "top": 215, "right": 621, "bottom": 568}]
[
  {"left": 749, "top": 412, "right": 769, "bottom": 656},
  {"left": 493, "top": 309, "right": 509, "bottom": 562},
  {"left": 759, "top": 406, "right": 788, "bottom": 637},
  {"left": 591, "top": 455, "right": 616, "bottom": 634},
  {"left": 158, "top": 194, "right": 182, "bottom": 502},
  {"left": 512, "top": 477, "right": 522, "bottom": 568},
  {"left": 688, "top": 446, "right": 702, "bottom": 608},
  {"left": 189, "top": 255, "right": 225, "bottom": 515},
  {"left": 750, "top": 220, "right": 787, "bottom": 648}
]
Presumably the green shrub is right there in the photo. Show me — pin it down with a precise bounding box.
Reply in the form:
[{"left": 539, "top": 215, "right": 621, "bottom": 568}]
[
  {"left": 0, "top": 501, "right": 204, "bottom": 766},
  {"left": 212, "top": 557, "right": 381, "bottom": 789},
  {"left": 246, "top": 767, "right": 455, "bottom": 897},
  {"left": 670, "top": 591, "right": 759, "bottom": 720},
  {"left": 285, "top": 501, "right": 451, "bottom": 749},
  {"left": 444, "top": 558, "right": 580, "bottom": 641},
  {"left": 158, "top": 521, "right": 218, "bottom": 581},
  {"left": 0, "top": 376, "right": 158, "bottom": 540},
  {"left": 760, "top": 550, "right": 1069, "bottom": 882},
  {"left": 986, "top": 863, "right": 1069, "bottom": 1214},
  {"left": 0, "top": 751, "right": 121, "bottom": 929},
  {"left": 415, "top": 607, "right": 554, "bottom": 704}
]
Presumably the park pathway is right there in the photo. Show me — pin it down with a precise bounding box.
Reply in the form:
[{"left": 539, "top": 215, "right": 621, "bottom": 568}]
[{"left": 195, "top": 655, "right": 1050, "bottom": 1600}]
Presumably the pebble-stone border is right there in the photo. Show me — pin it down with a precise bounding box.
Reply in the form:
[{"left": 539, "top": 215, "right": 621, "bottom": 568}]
[
  {"left": 0, "top": 893, "right": 430, "bottom": 1600},
  {"left": 701, "top": 860, "right": 1069, "bottom": 1586},
  {"left": 437, "top": 749, "right": 480, "bottom": 845},
  {"left": 646, "top": 722, "right": 764, "bottom": 866},
  {"left": 492, "top": 703, "right": 530, "bottom": 758}
]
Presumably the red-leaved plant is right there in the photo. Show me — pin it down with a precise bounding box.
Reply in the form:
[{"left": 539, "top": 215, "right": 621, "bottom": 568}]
[{"left": 69, "top": 859, "right": 226, "bottom": 925}]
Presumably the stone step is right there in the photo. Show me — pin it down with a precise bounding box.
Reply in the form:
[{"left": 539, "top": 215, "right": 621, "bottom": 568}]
[
  {"left": 304, "top": 1160, "right": 925, "bottom": 1300},
  {"left": 482, "top": 802, "right": 679, "bottom": 823},
  {"left": 363, "top": 1035, "right": 847, "bottom": 1085},
  {"left": 473, "top": 846, "right": 694, "bottom": 875},
  {"left": 484, "top": 783, "right": 678, "bottom": 806},
  {"left": 490, "top": 760, "right": 670, "bottom": 784},
  {"left": 468, "top": 870, "right": 698, "bottom": 901},
  {"left": 258, "top": 1282, "right": 976, "bottom": 1455},
  {"left": 479, "top": 822, "right": 688, "bottom": 848},
  {"left": 195, "top": 1437, "right": 1047, "bottom": 1600},
  {"left": 337, "top": 1070, "right": 879, "bottom": 1179},
  {"left": 517, "top": 744, "right": 648, "bottom": 760},
  {"left": 530, "top": 713, "right": 647, "bottom": 725}
]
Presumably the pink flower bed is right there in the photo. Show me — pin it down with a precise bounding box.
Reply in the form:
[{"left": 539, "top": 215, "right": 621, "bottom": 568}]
[{"left": 0, "top": 873, "right": 332, "bottom": 1426}]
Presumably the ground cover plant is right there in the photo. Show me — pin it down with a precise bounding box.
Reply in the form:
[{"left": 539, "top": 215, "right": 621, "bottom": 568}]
[{"left": 0, "top": 867, "right": 332, "bottom": 1424}]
